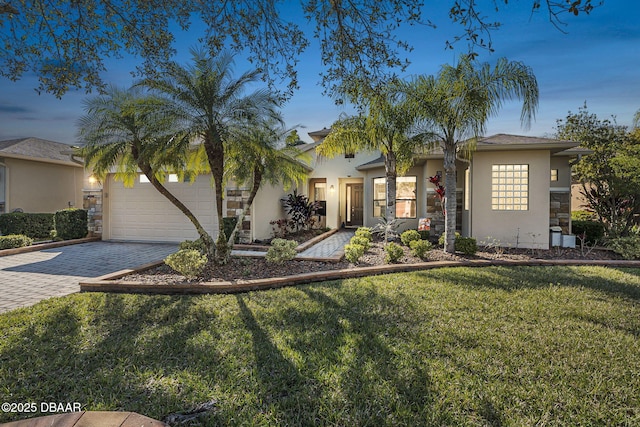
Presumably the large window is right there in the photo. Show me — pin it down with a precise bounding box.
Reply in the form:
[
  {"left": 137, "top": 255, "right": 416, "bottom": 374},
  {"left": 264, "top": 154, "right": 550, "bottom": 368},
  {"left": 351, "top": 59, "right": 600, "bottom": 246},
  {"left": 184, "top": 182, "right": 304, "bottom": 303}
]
[
  {"left": 373, "top": 176, "right": 417, "bottom": 218},
  {"left": 491, "top": 164, "right": 528, "bottom": 210}
]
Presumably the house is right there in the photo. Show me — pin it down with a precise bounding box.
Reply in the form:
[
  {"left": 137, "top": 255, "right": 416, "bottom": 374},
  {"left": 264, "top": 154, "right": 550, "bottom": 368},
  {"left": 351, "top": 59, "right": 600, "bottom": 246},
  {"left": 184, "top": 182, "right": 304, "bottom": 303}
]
[
  {"left": 99, "top": 131, "right": 584, "bottom": 249},
  {"left": 0, "top": 137, "right": 88, "bottom": 215}
]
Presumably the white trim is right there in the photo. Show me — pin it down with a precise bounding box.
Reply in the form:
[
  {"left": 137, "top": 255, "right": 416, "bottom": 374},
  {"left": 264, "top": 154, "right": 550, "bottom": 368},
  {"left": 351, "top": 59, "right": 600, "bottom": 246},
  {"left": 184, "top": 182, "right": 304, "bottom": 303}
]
[{"left": 549, "top": 187, "right": 571, "bottom": 192}]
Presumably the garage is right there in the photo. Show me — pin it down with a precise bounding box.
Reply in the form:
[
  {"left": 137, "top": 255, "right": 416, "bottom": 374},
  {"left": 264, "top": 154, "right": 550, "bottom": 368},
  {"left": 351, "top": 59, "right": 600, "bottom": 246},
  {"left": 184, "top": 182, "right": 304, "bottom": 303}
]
[{"left": 104, "top": 174, "right": 218, "bottom": 243}]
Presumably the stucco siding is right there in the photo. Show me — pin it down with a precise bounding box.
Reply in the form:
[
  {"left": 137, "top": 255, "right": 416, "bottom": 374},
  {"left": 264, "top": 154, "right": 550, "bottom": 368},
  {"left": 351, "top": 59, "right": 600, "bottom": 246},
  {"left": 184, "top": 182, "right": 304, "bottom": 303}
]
[
  {"left": 251, "top": 183, "right": 288, "bottom": 241},
  {"left": 471, "top": 150, "right": 550, "bottom": 249},
  {"left": 4, "top": 158, "right": 83, "bottom": 213}
]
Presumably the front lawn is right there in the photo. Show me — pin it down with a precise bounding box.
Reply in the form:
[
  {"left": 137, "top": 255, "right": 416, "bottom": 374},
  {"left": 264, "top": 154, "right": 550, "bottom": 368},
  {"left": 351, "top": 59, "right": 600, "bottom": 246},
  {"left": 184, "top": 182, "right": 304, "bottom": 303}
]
[{"left": 1, "top": 266, "right": 639, "bottom": 425}]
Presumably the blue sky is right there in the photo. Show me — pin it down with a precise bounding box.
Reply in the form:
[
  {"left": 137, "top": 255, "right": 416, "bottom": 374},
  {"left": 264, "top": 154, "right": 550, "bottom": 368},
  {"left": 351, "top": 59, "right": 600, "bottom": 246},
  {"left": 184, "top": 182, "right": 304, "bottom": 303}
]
[{"left": 1, "top": 1, "right": 638, "bottom": 144}]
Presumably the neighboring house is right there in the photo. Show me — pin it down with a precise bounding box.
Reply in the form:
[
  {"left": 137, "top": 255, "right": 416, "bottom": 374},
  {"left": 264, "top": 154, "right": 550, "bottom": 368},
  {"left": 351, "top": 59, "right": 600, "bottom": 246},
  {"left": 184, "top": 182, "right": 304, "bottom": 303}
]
[
  {"left": 99, "top": 131, "right": 585, "bottom": 249},
  {"left": 0, "top": 137, "right": 87, "bottom": 215}
]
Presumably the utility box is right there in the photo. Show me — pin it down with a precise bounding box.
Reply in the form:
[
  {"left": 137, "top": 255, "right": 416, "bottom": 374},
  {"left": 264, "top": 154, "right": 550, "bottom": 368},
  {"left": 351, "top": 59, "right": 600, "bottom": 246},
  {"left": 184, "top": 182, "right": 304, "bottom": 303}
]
[
  {"left": 562, "top": 234, "right": 576, "bottom": 248},
  {"left": 550, "top": 226, "right": 562, "bottom": 247}
]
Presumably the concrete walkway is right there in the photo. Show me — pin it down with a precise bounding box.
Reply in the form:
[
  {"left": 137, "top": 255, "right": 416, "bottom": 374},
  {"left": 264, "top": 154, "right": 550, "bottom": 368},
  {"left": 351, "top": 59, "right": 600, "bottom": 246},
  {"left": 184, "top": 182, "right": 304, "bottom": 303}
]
[
  {"left": 0, "top": 241, "right": 177, "bottom": 314},
  {"left": 296, "top": 229, "right": 354, "bottom": 259}
]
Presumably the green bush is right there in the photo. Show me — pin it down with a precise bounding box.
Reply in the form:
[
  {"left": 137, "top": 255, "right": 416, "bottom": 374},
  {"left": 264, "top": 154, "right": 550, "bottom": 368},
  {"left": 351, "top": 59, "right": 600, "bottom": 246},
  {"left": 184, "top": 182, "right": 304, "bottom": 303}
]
[
  {"left": 438, "top": 232, "right": 461, "bottom": 246},
  {"left": 164, "top": 249, "right": 208, "bottom": 278},
  {"left": 400, "top": 229, "right": 421, "bottom": 246},
  {"left": 418, "top": 230, "right": 430, "bottom": 240},
  {"left": 410, "top": 239, "right": 432, "bottom": 259},
  {"left": 54, "top": 209, "right": 88, "bottom": 240},
  {"left": 223, "top": 217, "right": 238, "bottom": 244},
  {"left": 0, "top": 212, "right": 54, "bottom": 239},
  {"left": 438, "top": 232, "right": 477, "bottom": 255},
  {"left": 266, "top": 238, "right": 298, "bottom": 264},
  {"left": 456, "top": 237, "right": 478, "bottom": 255},
  {"left": 572, "top": 210, "right": 597, "bottom": 221},
  {"left": 179, "top": 239, "right": 207, "bottom": 254},
  {"left": 344, "top": 243, "right": 365, "bottom": 264},
  {"left": 354, "top": 227, "right": 373, "bottom": 242},
  {"left": 572, "top": 220, "right": 605, "bottom": 245},
  {"left": 384, "top": 242, "right": 404, "bottom": 263},
  {"left": 608, "top": 236, "right": 640, "bottom": 260},
  {"left": 350, "top": 236, "right": 370, "bottom": 251},
  {"left": 0, "top": 234, "right": 34, "bottom": 250}
]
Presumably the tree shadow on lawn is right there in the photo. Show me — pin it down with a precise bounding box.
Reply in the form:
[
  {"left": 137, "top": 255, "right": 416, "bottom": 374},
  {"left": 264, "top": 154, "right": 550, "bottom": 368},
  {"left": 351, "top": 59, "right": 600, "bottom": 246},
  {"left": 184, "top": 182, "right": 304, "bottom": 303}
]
[
  {"left": 416, "top": 266, "right": 640, "bottom": 301},
  {"left": 0, "top": 293, "right": 227, "bottom": 423}
]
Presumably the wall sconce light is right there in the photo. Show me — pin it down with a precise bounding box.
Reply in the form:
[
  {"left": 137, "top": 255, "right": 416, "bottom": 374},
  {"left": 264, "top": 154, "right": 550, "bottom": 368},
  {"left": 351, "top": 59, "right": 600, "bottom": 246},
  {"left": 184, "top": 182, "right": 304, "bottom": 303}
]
[
  {"left": 88, "top": 175, "right": 98, "bottom": 185},
  {"left": 329, "top": 185, "right": 335, "bottom": 193}
]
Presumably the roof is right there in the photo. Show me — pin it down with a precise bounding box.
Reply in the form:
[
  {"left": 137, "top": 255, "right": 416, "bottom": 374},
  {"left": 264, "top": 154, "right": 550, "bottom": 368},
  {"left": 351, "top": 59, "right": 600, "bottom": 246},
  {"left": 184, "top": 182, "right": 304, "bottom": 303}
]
[
  {"left": 307, "top": 128, "right": 331, "bottom": 142},
  {"left": 474, "top": 134, "right": 579, "bottom": 154},
  {"left": 0, "top": 137, "right": 81, "bottom": 167}
]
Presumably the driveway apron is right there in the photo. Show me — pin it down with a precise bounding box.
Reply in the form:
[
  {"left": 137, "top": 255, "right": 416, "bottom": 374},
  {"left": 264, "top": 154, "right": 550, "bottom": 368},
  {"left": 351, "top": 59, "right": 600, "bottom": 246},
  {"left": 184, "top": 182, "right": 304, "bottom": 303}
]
[{"left": 0, "top": 241, "right": 177, "bottom": 314}]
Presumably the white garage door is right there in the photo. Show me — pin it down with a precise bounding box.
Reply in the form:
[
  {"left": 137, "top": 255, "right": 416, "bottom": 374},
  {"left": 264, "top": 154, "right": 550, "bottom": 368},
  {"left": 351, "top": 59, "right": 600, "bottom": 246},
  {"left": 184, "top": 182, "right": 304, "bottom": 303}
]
[{"left": 107, "top": 174, "right": 218, "bottom": 243}]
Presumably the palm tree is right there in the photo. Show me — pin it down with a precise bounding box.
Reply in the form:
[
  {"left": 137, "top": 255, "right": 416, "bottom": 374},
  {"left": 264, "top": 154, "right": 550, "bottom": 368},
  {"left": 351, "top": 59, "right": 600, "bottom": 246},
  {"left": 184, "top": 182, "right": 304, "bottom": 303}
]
[
  {"left": 142, "top": 49, "right": 281, "bottom": 263},
  {"left": 77, "top": 86, "right": 215, "bottom": 255},
  {"left": 407, "top": 55, "right": 538, "bottom": 253},
  {"left": 225, "top": 122, "right": 311, "bottom": 245},
  {"left": 316, "top": 82, "right": 418, "bottom": 233}
]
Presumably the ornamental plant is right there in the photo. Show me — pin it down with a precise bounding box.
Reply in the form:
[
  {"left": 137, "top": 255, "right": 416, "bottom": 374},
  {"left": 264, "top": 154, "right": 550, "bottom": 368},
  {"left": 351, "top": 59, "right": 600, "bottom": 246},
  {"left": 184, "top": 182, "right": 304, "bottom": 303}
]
[
  {"left": 410, "top": 239, "right": 432, "bottom": 258},
  {"left": 266, "top": 238, "right": 298, "bottom": 263},
  {"left": 164, "top": 249, "right": 208, "bottom": 278},
  {"left": 354, "top": 226, "right": 373, "bottom": 242},
  {"left": 0, "top": 234, "right": 33, "bottom": 250},
  {"left": 400, "top": 229, "right": 421, "bottom": 246},
  {"left": 344, "top": 243, "right": 365, "bottom": 264},
  {"left": 384, "top": 242, "right": 404, "bottom": 263},
  {"left": 350, "top": 236, "right": 371, "bottom": 251}
]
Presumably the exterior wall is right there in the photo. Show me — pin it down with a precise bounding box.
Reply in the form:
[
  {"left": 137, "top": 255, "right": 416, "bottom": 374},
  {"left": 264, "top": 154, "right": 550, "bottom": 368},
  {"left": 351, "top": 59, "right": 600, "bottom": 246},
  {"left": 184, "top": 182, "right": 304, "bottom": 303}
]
[
  {"left": 250, "top": 183, "right": 288, "bottom": 242},
  {"left": 423, "top": 159, "right": 466, "bottom": 238},
  {"left": 549, "top": 155, "right": 573, "bottom": 234},
  {"left": 3, "top": 157, "right": 83, "bottom": 213},
  {"left": 471, "top": 150, "right": 550, "bottom": 249},
  {"left": 362, "top": 164, "right": 426, "bottom": 233},
  {"left": 305, "top": 149, "right": 380, "bottom": 230}
]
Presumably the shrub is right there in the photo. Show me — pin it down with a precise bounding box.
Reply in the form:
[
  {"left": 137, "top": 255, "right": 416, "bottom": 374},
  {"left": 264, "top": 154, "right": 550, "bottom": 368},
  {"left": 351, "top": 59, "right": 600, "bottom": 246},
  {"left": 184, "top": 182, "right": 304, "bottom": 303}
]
[
  {"left": 608, "top": 236, "right": 640, "bottom": 260},
  {"left": 438, "top": 232, "right": 477, "bottom": 255},
  {"left": 266, "top": 238, "right": 298, "bottom": 264},
  {"left": 281, "top": 190, "right": 320, "bottom": 231},
  {"left": 572, "top": 220, "right": 605, "bottom": 245},
  {"left": 418, "top": 230, "right": 430, "bottom": 240},
  {"left": 384, "top": 242, "right": 404, "bottom": 263},
  {"left": 572, "top": 210, "right": 597, "bottom": 221},
  {"left": 344, "top": 243, "right": 365, "bottom": 264},
  {"left": 164, "top": 249, "right": 208, "bottom": 278},
  {"left": 410, "top": 239, "right": 432, "bottom": 259},
  {"left": 400, "top": 229, "right": 421, "bottom": 246},
  {"left": 350, "top": 236, "right": 370, "bottom": 251},
  {"left": 0, "top": 234, "right": 34, "bottom": 250},
  {"left": 0, "top": 212, "right": 54, "bottom": 239},
  {"left": 54, "top": 209, "right": 88, "bottom": 240},
  {"left": 179, "top": 239, "right": 207, "bottom": 254},
  {"left": 456, "top": 237, "right": 478, "bottom": 255},
  {"left": 354, "top": 227, "right": 373, "bottom": 242},
  {"left": 438, "top": 232, "right": 461, "bottom": 246}
]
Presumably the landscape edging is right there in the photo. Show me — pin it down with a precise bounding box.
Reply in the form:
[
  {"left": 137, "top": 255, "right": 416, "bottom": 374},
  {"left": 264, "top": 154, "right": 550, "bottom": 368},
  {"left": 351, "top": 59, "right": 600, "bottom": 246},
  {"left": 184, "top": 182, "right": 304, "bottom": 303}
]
[{"left": 80, "top": 258, "right": 640, "bottom": 295}]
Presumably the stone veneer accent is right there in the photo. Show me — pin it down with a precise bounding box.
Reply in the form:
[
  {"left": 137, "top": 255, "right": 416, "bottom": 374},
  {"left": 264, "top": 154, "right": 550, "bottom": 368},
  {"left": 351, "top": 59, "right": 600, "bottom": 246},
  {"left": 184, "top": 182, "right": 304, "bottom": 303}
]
[
  {"left": 226, "top": 187, "right": 252, "bottom": 243},
  {"left": 425, "top": 189, "right": 463, "bottom": 237},
  {"left": 83, "top": 190, "right": 103, "bottom": 237},
  {"left": 550, "top": 191, "right": 571, "bottom": 234}
]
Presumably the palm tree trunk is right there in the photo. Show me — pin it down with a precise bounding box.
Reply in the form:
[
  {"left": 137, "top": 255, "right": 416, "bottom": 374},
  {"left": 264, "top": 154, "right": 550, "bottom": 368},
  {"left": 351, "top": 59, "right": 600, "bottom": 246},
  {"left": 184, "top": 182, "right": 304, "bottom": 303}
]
[
  {"left": 204, "top": 131, "right": 229, "bottom": 263},
  {"left": 138, "top": 163, "right": 214, "bottom": 257},
  {"left": 443, "top": 143, "right": 457, "bottom": 253},
  {"left": 385, "top": 151, "right": 397, "bottom": 242},
  {"left": 227, "top": 166, "right": 263, "bottom": 246}
]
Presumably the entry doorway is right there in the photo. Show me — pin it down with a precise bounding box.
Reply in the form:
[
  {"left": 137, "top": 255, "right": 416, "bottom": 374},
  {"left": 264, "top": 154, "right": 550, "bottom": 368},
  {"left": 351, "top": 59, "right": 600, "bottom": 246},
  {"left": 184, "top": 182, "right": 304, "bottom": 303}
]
[{"left": 345, "top": 183, "right": 363, "bottom": 226}]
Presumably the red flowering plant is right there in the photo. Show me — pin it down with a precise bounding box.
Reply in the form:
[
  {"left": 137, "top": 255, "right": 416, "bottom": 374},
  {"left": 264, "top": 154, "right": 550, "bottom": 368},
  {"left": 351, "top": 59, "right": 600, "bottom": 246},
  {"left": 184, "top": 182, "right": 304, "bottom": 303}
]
[{"left": 429, "top": 174, "right": 446, "bottom": 216}]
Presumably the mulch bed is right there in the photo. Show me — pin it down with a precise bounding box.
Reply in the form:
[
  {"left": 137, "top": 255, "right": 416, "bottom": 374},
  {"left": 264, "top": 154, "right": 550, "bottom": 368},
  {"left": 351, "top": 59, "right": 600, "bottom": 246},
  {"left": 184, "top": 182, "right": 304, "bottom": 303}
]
[{"left": 126, "top": 241, "right": 625, "bottom": 286}]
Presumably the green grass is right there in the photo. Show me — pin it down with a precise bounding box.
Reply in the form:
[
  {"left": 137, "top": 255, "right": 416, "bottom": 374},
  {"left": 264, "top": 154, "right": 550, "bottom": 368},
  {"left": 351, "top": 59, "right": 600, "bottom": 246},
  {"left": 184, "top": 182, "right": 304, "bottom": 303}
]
[{"left": 1, "top": 266, "right": 639, "bottom": 426}]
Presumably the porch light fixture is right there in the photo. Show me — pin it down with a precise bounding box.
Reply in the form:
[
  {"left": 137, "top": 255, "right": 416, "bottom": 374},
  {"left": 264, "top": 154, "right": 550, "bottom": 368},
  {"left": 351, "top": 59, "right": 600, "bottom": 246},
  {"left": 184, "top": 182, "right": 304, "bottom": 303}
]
[{"left": 329, "top": 185, "right": 335, "bottom": 193}]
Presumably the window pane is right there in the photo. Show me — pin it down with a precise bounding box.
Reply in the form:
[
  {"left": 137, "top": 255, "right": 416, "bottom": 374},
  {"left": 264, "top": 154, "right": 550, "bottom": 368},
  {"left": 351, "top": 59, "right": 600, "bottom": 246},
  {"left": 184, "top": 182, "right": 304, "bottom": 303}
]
[{"left": 491, "top": 164, "right": 528, "bottom": 211}]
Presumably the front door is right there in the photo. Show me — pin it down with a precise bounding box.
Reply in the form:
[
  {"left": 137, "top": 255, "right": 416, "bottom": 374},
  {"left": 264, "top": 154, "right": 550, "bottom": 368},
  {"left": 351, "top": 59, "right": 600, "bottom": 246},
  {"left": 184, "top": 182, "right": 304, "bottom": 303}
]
[{"left": 346, "top": 183, "right": 363, "bottom": 226}]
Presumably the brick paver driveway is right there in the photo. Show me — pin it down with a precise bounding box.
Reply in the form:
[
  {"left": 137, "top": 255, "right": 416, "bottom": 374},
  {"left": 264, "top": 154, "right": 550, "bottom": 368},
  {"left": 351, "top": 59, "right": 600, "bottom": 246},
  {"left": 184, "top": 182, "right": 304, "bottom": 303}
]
[{"left": 0, "top": 241, "right": 177, "bottom": 314}]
